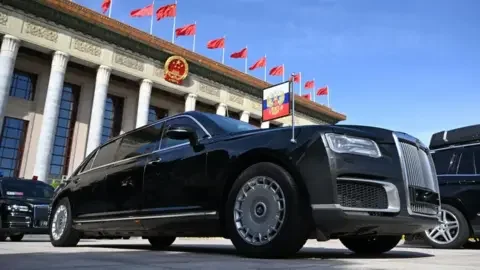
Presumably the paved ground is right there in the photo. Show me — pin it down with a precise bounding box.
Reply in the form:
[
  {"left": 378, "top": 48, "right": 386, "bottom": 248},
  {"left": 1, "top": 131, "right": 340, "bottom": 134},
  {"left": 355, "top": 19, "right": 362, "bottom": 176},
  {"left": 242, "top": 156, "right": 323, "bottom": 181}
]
[{"left": 0, "top": 236, "right": 478, "bottom": 270}]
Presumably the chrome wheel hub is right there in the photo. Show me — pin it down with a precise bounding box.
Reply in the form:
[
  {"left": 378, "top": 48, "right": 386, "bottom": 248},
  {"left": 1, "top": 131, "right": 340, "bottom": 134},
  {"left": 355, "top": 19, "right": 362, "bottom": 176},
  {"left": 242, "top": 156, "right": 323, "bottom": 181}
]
[
  {"left": 233, "top": 176, "right": 286, "bottom": 246},
  {"left": 425, "top": 209, "right": 459, "bottom": 244},
  {"left": 51, "top": 205, "right": 68, "bottom": 241}
]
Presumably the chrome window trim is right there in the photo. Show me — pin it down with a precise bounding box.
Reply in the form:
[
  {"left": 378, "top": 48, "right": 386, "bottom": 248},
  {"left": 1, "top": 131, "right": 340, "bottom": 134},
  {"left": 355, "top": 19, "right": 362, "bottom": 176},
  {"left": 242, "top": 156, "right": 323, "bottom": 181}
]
[
  {"left": 324, "top": 177, "right": 401, "bottom": 213},
  {"left": 431, "top": 141, "right": 480, "bottom": 153},
  {"left": 73, "top": 210, "right": 217, "bottom": 224},
  {"left": 392, "top": 132, "right": 441, "bottom": 218},
  {"left": 75, "top": 115, "right": 211, "bottom": 177}
]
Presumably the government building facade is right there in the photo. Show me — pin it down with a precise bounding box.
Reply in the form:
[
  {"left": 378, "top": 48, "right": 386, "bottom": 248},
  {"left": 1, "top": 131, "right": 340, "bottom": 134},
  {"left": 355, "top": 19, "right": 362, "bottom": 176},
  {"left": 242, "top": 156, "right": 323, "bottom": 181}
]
[{"left": 0, "top": 0, "right": 346, "bottom": 183}]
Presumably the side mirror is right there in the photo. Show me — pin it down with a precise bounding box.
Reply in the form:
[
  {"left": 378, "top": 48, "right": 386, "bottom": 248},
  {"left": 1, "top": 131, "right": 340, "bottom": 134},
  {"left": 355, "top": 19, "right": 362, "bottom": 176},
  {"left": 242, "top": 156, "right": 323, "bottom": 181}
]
[{"left": 166, "top": 126, "right": 198, "bottom": 145}]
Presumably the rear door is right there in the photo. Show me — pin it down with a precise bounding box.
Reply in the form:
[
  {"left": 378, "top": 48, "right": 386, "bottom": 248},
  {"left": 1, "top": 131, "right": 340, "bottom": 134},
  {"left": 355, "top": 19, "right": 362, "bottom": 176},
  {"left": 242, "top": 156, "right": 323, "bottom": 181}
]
[{"left": 103, "top": 121, "right": 164, "bottom": 221}]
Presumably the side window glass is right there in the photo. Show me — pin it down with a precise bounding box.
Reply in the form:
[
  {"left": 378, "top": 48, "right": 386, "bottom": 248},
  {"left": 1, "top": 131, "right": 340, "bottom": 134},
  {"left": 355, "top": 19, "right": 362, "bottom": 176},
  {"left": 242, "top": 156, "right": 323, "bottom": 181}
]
[
  {"left": 432, "top": 149, "right": 455, "bottom": 175},
  {"left": 92, "top": 139, "right": 120, "bottom": 168},
  {"left": 468, "top": 145, "right": 480, "bottom": 174},
  {"left": 160, "top": 117, "right": 206, "bottom": 150},
  {"left": 457, "top": 148, "right": 475, "bottom": 175},
  {"left": 80, "top": 153, "right": 96, "bottom": 173},
  {"left": 115, "top": 122, "right": 164, "bottom": 161}
]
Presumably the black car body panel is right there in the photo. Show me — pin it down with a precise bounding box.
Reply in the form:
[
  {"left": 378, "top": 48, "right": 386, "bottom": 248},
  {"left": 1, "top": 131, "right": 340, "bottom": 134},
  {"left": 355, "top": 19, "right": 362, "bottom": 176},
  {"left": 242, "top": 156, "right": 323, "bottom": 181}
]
[
  {"left": 49, "top": 111, "right": 441, "bottom": 240},
  {"left": 0, "top": 178, "right": 53, "bottom": 235},
  {"left": 428, "top": 124, "right": 480, "bottom": 237}
]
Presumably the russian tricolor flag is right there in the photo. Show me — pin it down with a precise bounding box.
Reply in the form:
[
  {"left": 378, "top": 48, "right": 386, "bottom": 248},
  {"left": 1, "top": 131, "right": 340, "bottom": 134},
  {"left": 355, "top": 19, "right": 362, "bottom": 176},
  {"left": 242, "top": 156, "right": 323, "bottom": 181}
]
[{"left": 261, "top": 81, "right": 292, "bottom": 122}]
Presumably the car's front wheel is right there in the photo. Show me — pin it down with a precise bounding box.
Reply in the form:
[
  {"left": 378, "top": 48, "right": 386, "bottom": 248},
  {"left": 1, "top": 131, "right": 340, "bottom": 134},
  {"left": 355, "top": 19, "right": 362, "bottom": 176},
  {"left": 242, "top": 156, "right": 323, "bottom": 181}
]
[
  {"left": 225, "top": 162, "right": 310, "bottom": 258},
  {"left": 148, "top": 236, "right": 176, "bottom": 249},
  {"left": 9, "top": 234, "right": 24, "bottom": 242},
  {"left": 340, "top": 235, "right": 402, "bottom": 255},
  {"left": 422, "top": 204, "right": 470, "bottom": 249},
  {"left": 49, "top": 197, "right": 80, "bottom": 247}
]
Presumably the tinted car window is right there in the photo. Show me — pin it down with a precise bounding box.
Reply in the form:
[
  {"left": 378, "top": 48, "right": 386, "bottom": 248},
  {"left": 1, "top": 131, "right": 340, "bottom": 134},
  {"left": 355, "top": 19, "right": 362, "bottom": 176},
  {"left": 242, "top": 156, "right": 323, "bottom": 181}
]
[
  {"left": 1, "top": 180, "right": 54, "bottom": 199},
  {"left": 92, "top": 139, "right": 120, "bottom": 168},
  {"left": 467, "top": 145, "right": 480, "bottom": 174},
  {"left": 115, "top": 122, "right": 164, "bottom": 161},
  {"left": 432, "top": 148, "right": 456, "bottom": 175},
  {"left": 80, "top": 152, "right": 96, "bottom": 173},
  {"left": 457, "top": 148, "right": 475, "bottom": 174},
  {"left": 160, "top": 117, "right": 206, "bottom": 149}
]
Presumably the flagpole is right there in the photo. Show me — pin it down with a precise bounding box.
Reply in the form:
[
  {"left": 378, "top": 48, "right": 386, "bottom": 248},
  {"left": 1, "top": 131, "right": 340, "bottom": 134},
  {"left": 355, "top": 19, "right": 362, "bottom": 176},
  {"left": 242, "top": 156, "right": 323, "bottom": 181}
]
[
  {"left": 313, "top": 78, "right": 316, "bottom": 103},
  {"left": 221, "top": 35, "right": 226, "bottom": 64},
  {"left": 192, "top": 21, "right": 196, "bottom": 52},
  {"left": 108, "top": 0, "right": 113, "bottom": 18},
  {"left": 264, "top": 54, "right": 267, "bottom": 81},
  {"left": 282, "top": 64, "right": 285, "bottom": 82},
  {"left": 149, "top": 0, "right": 155, "bottom": 35},
  {"left": 299, "top": 72, "right": 302, "bottom": 95},
  {"left": 327, "top": 85, "right": 330, "bottom": 107},
  {"left": 244, "top": 45, "right": 248, "bottom": 74},
  {"left": 290, "top": 73, "right": 296, "bottom": 144},
  {"left": 171, "top": 0, "right": 177, "bottom": 43}
]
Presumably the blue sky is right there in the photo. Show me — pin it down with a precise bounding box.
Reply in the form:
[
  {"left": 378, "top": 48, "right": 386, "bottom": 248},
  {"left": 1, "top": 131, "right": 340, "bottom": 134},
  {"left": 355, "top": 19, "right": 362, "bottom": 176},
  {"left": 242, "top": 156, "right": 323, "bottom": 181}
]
[{"left": 75, "top": 0, "right": 479, "bottom": 145}]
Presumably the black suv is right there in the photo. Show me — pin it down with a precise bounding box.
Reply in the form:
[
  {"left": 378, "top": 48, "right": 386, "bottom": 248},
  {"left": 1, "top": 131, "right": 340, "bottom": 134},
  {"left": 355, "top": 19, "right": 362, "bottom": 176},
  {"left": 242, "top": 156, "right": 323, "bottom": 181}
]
[
  {"left": 0, "top": 177, "right": 54, "bottom": 241},
  {"left": 420, "top": 124, "right": 480, "bottom": 248}
]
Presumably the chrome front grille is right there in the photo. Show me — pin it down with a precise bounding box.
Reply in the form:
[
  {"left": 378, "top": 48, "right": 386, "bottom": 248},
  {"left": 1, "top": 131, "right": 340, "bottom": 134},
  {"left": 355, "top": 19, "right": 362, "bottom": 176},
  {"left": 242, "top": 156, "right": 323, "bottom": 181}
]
[
  {"left": 33, "top": 205, "right": 49, "bottom": 222},
  {"left": 393, "top": 132, "right": 440, "bottom": 217}
]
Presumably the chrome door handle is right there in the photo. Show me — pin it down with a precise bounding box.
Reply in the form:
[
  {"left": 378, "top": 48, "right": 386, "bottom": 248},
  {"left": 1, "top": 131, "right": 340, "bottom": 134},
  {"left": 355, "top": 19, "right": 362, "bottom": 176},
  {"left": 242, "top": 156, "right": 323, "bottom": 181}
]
[{"left": 148, "top": 158, "right": 162, "bottom": 165}]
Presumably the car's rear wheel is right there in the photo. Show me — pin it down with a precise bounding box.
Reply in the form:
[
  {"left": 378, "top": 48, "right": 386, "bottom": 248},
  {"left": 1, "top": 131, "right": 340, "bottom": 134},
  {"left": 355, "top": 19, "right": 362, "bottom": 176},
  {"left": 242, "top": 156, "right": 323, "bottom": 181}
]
[
  {"left": 225, "top": 162, "right": 310, "bottom": 258},
  {"left": 422, "top": 204, "right": 470, "bottom": 249},
  {"left": 49, "top": 197, "right": 80, "bottom": 247},
  {"left": 148, "top": 236, "right": 176, "bottom": 249},
  {"left": 9, "top": 234, "right": 24, "bottom": 242},
  {"left": 340, "top": 235, "right": 402, "bottom": 255}
]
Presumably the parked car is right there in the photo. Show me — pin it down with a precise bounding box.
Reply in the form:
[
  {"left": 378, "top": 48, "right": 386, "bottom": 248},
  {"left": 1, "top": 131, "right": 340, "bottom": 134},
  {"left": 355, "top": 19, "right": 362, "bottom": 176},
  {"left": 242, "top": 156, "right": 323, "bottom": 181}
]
[
  {"left": 48, "top": 111, "right": 440, "bottom": 258},
  {"left": 420, "top": 124, "right": 480, "bottom": 249},
  {"left": 0, "top": 177, "right": 54, "bottom": 241}
]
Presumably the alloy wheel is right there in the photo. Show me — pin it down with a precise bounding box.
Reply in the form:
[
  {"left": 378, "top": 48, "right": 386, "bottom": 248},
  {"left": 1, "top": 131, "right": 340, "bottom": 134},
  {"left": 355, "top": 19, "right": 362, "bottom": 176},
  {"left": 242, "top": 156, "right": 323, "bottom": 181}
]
[
  {"left": 425, "top": 208, "right": 459, "bottom": 245},
  {"left": 233, "top": 176, "right": 286, "bottom": 246},
  {"left": 51, "top": 205, "right": 68, "bottom": 241}
]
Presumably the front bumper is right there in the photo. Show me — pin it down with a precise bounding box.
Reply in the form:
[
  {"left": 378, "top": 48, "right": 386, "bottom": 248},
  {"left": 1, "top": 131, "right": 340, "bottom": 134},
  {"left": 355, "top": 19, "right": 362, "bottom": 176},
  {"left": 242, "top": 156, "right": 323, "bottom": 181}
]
[{"left": 311, "top": 206, "right": 440, "bottom": 239}]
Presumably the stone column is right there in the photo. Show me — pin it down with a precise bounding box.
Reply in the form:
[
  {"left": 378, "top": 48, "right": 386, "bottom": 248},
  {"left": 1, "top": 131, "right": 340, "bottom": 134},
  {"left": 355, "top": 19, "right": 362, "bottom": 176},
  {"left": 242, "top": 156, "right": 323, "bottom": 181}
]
[
  {"left": 86, "top": 65, "right": 111, "bottom": 156},
  {"left": 240, "top": 111, "right": 250, "bottom": 123},
  {"left": 216, "top": 103, "right": 227, "bottom": 116},
  {"left": 184, "top": 93, "right": 197, "bottom": 112},
  {"left": 136, "top": 79, "right": 152, "bottom": 128},
  {"left": 33, "top": 51, "right": 69, "bottom": 182},
  {"left": 261, "top": 121, "right": 270, "bottom": 129},
  {"left": 0, "top": 35, "right": 20, "bottom": 130}
]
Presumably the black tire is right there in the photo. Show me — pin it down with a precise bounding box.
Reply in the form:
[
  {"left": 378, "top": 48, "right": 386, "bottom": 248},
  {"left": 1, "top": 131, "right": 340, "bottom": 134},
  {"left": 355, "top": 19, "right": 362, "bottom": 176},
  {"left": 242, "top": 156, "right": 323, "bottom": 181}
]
[
  {"left": 340, "top": 235, "right": 402, "bottom": 255},
  {"left": 49, "top": 197, "right": 80, "bottom": 247},
  {"left": 9, "top": 234, "right": 24, "bottom": 242},
  {"left": 421, "top": 204, "right": 470, "bottom": 249},
  {"left": 148, "top": 236, "right": 176, "bottom": 249},
  {"left": 225, "top": 162, "right": 310, "bottom": 258}
]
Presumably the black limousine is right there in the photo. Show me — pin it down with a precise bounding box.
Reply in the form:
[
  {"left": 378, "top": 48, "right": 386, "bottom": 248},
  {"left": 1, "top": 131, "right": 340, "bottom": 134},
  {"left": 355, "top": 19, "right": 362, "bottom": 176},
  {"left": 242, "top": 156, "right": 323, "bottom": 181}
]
[
  {"left": 48, "top": 111, "right": 441, "bottom": 258},
  {"left": 1, "top": 177, "right": 53, "bottom": 241}
]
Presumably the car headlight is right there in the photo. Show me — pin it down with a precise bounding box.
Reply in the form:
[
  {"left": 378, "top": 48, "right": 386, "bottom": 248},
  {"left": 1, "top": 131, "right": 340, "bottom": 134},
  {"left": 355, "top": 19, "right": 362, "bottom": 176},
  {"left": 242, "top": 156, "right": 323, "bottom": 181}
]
[
  {"left": 325, "top": 133, "right": 382, "bottom": 158},
  {"left": 7, "top": 204, "right": 30, "bottom": 212}
]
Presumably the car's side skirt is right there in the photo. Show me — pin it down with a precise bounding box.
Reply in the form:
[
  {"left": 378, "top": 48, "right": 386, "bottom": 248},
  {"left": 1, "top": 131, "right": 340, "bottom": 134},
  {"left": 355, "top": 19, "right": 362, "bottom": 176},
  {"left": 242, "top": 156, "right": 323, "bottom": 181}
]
[{"left": 73, "top": 210, "right": 217, "bottom": 224}]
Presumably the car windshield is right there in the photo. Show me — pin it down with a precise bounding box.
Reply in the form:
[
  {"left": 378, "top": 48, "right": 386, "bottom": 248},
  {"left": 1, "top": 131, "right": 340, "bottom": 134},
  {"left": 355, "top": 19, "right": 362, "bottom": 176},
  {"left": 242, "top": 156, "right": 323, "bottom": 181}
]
[
  {"left": 1, "top": 179, "right": 54, "bottom": 199},
  {"left": 204, "top": 113, "right": 259, "bottom": 133}
]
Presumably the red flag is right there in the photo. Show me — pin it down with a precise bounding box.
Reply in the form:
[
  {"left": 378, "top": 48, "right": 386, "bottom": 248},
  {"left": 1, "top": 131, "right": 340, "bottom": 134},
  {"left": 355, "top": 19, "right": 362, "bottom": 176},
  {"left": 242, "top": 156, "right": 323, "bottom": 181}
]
[
  {"left": 304, "top": 80, "right": 314, "bottom": 89},
  {"left": 302, "top": 93, "right": 311, "bottom": 100},
  {"left": 269, "top": 65, "right": 284, "bottom": 76},
  {"left": 175, "top": 23, "right": 196, "bottom": 37},
  {"left": 316, "top": 86, "right": 328, "bottom": 96},
  {"left": 156, "top": 4, "right": 176, "bottom": 21},
  {"left": 130, "top": 4, "right": 153, "bottom": 17},
  {"left": 101, "top": 0, "right": 111, "bottom": 14},
  {"left": 207, "top": 37, "right": 225, "bottom": 49},
  {"left": 291, "top": 73, "right": 300, "bottom": 83},
  {"left": 249, "top": 56, "right": 266, "bottom": 70},
  {"left": 230, "top": 48, "right": 247, "bottom": 59}
]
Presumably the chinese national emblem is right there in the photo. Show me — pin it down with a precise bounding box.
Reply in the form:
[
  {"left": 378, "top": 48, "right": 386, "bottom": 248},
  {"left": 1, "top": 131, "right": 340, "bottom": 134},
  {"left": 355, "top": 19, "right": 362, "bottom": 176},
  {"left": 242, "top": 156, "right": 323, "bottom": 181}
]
[
  {"left": 164, "top": 55, "right": 189, "bottom": 85},
  {"left": 266, "top": 90, "right": 285, "bottom": 116}
]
